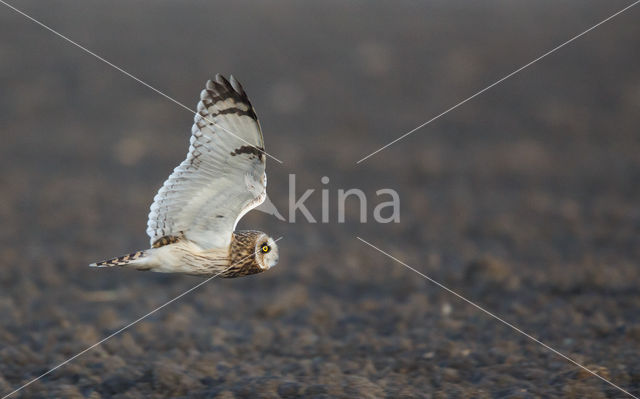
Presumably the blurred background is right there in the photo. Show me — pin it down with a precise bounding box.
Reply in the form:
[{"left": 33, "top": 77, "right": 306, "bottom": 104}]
[{"left": 1, "top": 0, "right": 639, "bottom": 397}]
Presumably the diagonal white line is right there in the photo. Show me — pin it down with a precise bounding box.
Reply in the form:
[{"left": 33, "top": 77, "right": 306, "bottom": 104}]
[
  {"left": 356, "top": 0, "right": 640, "bottom": 164},
  {"left": 0, "top": 0, "right": 283, "bottom": 164},
  {"left": 356, "top": 236, "right": 638, "bottom": 399},
  {"left": 1, "top": 237, "right": 283, "bottom": 399}
]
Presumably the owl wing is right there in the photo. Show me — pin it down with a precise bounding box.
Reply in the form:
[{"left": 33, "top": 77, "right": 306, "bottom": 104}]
[{"left": 146, "top": 74, "right": 267, "bottom": 250}]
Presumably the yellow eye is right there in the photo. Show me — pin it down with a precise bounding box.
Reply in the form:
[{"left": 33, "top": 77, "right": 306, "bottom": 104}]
[{"left": 262, "top": 245, "right": 270, "bottom": 253}]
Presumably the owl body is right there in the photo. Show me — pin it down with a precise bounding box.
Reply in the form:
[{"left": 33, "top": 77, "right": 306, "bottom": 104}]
[
  {"left": 94, "top": 231, "right": 278, "bottom": 278},
  {"left": 90, "top": 75, "right": 279, "bottom": 278}
]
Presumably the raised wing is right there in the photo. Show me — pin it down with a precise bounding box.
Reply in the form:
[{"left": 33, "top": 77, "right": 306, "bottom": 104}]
[{"left": 147, "top": 74, "right": 267, "bottom": 250}]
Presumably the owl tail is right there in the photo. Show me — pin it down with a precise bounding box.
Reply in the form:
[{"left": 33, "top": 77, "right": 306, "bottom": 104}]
[{"left": 90, "top": 250, "right": 147, "bottom": 268}]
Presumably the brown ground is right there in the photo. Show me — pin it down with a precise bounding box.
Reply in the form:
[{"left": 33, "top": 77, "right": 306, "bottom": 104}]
[{"left": 1, "top": 1, "right": 639, "bottom": 398}]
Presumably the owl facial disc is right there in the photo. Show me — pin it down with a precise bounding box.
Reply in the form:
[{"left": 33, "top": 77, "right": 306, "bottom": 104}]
[{"left": 256, "top": 235, "right": 279, "bottom": 270}]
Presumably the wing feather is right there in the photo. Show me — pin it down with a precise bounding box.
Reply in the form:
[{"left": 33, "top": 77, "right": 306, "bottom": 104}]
[{"left": 147, "top": 74, "right": 267, "bottom": 249}]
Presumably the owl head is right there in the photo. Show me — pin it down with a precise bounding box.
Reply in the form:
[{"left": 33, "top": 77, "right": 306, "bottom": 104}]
[
  {"left": 254, "top": 233, "right": 279, "bottom": 270},
  {"left": 229, "top": 230, "right": 279, "bottom": 277}
]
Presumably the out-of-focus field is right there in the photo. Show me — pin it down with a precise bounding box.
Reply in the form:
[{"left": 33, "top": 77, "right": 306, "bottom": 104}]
[{"left": 1, "top": 1, "right": 639, "bottom": 397}]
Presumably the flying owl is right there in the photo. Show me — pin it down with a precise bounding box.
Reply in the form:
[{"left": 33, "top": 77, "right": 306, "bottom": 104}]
[{"left": 90, "top": 74, "right": 279, "bottom": 278}]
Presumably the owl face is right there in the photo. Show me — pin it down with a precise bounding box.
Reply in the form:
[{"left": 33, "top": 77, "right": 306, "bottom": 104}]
[{"left": 255, "top": 234, "right": 279, "bottom": 270}]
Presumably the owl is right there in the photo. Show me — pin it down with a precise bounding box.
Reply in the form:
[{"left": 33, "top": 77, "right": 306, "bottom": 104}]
[{"left": 90, "top": 74, "right": 279, "bottom": 278}]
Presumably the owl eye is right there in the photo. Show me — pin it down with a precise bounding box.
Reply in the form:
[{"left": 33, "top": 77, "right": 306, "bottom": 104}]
[{"left": 261, "top": 244, "right": 270, "bottom": 253}]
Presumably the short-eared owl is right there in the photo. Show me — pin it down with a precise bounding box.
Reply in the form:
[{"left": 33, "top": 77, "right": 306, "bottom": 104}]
[{"left": 90, "top": 74, "right": 279, "bottom": 278}]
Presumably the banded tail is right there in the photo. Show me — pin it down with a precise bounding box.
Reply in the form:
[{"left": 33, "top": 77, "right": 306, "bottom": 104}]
[{"left": 90, "top": 250, "right": 146, "bottom": 267}]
